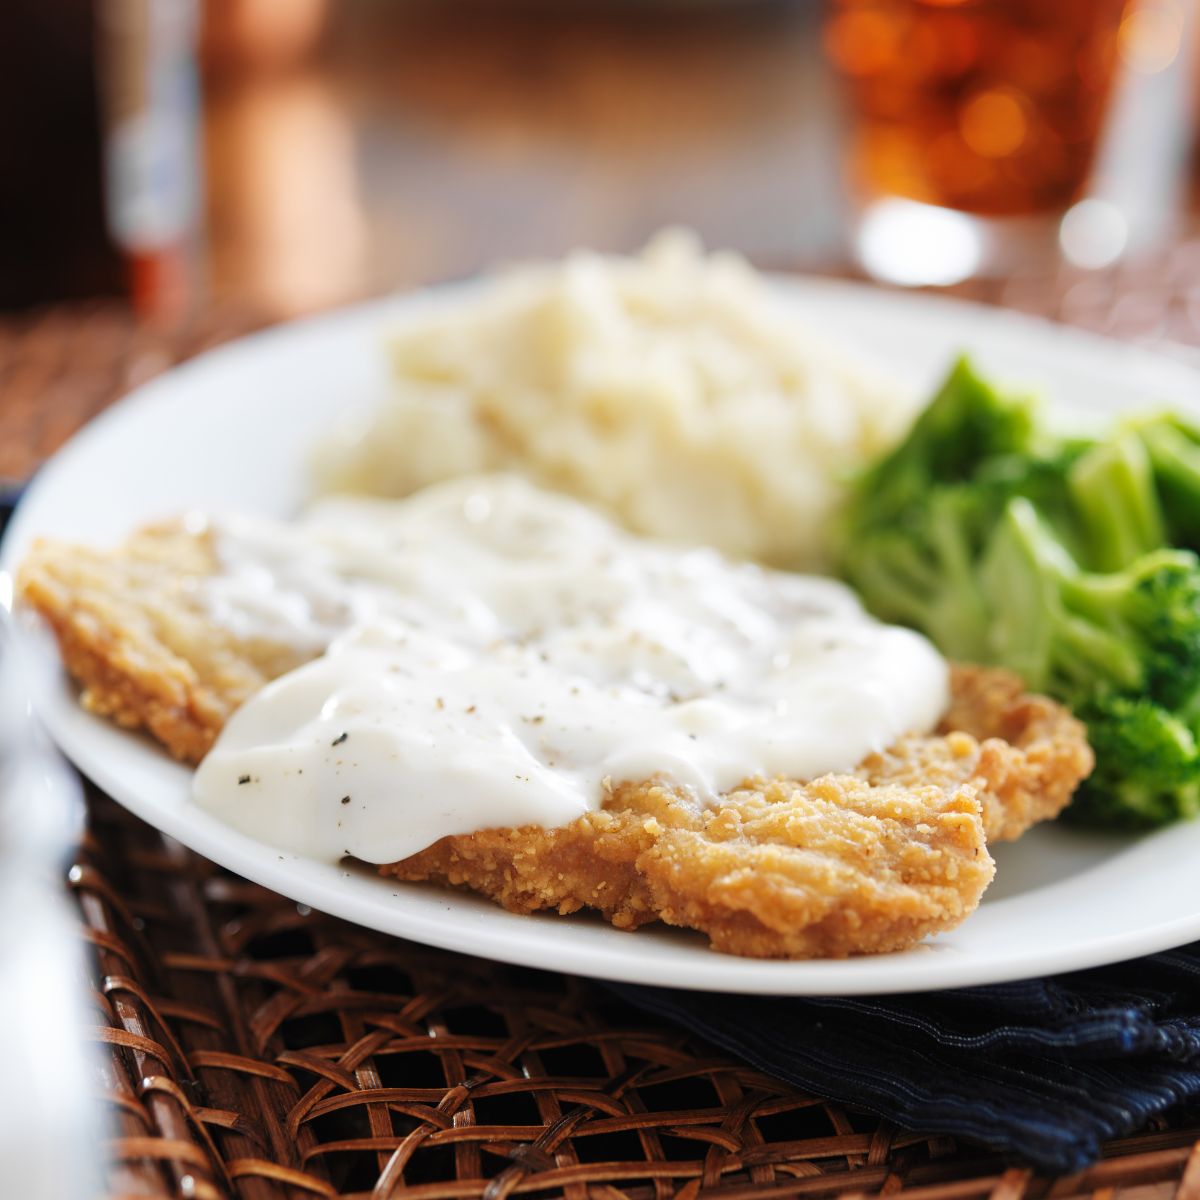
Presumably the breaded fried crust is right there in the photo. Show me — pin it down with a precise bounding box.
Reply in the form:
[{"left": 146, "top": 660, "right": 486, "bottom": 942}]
[
  {"left": 18, "top": 521, "right": 1093, "bottom": 958},
  {"left": 390, "top": 777, "right": 992, "bottom": 958},
  {"left": 920, "top": 664, "right": 1092, "bottom": 843},
  {"left": 19, "top": 523, "right": 308, "bottom": 763}
]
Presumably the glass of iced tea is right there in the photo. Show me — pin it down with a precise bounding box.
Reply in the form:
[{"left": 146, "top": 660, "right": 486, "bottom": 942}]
[{"left": 824, "top": 0, "right": 1132, "bottom": 282}]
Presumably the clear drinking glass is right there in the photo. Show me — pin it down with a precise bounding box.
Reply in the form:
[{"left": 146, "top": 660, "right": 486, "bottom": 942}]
[{"left": 824, "top": 0, "right": 1136, "bottom": 283}]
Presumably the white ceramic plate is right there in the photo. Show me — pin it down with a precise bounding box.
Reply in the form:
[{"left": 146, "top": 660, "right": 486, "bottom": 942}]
[{"left": 5, "top": 278, "right": 1200, "bottom": 995}]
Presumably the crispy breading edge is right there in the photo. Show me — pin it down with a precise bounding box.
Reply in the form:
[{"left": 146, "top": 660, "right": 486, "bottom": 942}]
[
  {"left": 926, "top": 665, "right": 1091, "bottom": 842},
  {"left": 17, "top": 525, "right": 1093, "bottom": 958},
  {"left": 389, "top": 776, "right": 994, "bottom": 959},
  {"left": 17, "top": 525, "right": 307, "bottom": 763}
]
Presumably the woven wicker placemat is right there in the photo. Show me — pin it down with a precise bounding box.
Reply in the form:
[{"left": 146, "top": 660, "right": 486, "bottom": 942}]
[
  {"left": 76, "top": 791, "right": 1200, "bottom": 1200},
  {"left": 6, "top": 256, "right": 1200, "bottom": 1198},
  {"left": 0, "top": 300, "right": 264, "bottom": 489}
]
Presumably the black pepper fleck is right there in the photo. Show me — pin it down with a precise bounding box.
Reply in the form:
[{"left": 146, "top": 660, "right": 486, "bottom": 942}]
[
  {"left": 238, "top": 774, "right": 251, "bottom": 785},
  {"left": 331, "top": 731, "right": 348, "bottom": 747},
  {"left": 341, "top": 795, "right": 351, "bottom": 805}
]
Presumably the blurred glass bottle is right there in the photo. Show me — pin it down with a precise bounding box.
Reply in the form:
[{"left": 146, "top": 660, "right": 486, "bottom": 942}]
[
  {"left": 825, "top": 0, "right": 1193, "bottom": 284},
  {"left": 97, "top": 0, "right": 203, "bottom": 324},
  {"left": 0, "top": 2, "right": 123, "bottom": 309}
]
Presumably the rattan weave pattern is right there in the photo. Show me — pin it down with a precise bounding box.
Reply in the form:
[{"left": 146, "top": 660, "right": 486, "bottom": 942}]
[
  {"left": 0, "top": 300, "right": 263, "bottom": 488},
  {"left": 74, "top": 791, "right": 1200, "bottom": 1200}
]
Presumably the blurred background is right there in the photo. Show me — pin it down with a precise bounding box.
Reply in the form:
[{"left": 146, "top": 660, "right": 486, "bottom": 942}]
[
  {"left": 0, "top": 9, "right": 1199, "bottom": 1195},
  {"left": 0, "top": 0, "right": 1197, "bottom": 322}
]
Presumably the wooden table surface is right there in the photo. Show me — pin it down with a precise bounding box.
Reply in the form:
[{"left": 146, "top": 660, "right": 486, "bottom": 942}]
[{"left": 201, "top": 0, "right": 845, "bottom": 320}]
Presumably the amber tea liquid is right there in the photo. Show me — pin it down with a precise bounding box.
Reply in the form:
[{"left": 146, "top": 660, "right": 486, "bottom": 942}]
[{"left": 826, "top": 0, "right": 1130, "bottom": 218}]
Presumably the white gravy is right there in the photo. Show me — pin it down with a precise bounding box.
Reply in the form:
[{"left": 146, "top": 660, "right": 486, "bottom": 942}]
[{"left": 191, "top": 476, "right": 949, "bottom": 863}]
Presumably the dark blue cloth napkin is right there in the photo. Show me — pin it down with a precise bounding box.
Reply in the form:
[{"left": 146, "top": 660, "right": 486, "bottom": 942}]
[{"left": 611, "top": 943, "right": 1200, "bottom": 1174}]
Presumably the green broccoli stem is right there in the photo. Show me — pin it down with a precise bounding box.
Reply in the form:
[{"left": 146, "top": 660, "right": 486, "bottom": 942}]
[
  {"left": 843, "top": 527, "right": 991, "bottom": 660},
  {"left": 1135, "top": 416, "right": 1200, "bottom": 551},
  {"left": 1067, "top": 434, "right": 1165, "bottom": 572},
  {"left": 979, "top": 498, "right": 1146, "bottom": 695}
]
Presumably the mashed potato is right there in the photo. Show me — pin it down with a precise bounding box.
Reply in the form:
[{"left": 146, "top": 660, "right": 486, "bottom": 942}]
[{"left": 313, "top": 231, "right": 918, "bottom": 569}]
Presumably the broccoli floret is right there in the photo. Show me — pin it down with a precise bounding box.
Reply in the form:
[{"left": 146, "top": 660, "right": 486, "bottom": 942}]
[
  {"left": 840, "top": 357, "right": 1200, "bottom": 830},
  {"left": 845, "top": 357, "right": 1046, "bottom": 533},
  {"left": 1068, "top": 696, "right": 1200, "bottom": 829},
  {"left": 1062, "top": 551, "right": 1200, "bottom": 711},
  {"left": 841, "top": 358, "right": 1079, "bottom": 659},
  {"left": 852, "top": 357, "right": 1039, "bottom": 511},
  {"left": 842, "top": 487, "right": 991, "bottom": 659}
]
